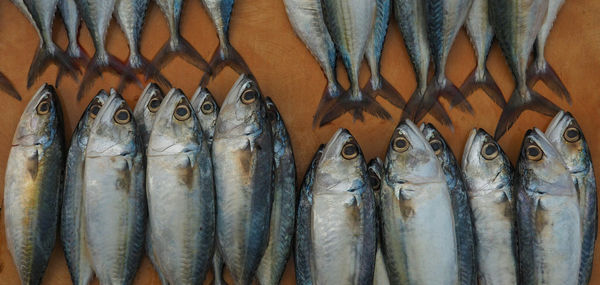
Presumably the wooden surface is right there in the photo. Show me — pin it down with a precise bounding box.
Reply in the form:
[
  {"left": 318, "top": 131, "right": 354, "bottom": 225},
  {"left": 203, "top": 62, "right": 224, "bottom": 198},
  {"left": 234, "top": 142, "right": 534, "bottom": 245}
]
[{"left": 0, "top": 0, "right": 599, "bottom": 284}]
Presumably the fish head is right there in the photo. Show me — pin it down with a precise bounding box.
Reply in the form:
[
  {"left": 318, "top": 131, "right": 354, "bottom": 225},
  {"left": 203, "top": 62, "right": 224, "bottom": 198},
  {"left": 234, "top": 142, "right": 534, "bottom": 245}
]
[
  {"left": 385, "top": 120, "right": 443, "bottom": 184},
  {"left": 518, "top": 128, "right": 574, "bottom": 196},
  {"left": 367, "top": 157, "right": 383, "bottom": 199},
  {"left": 462, "top": 128, "right": 512, "bottom": 194},
  {"left": 133, "top": 83, "right": 163, "bottom": 129},
  {"left": 148, "top": 88, "right": 201, "bottom": 155},
  {"left": 545, "top": 111, "right": 590, "bottom": 174},
  {"left": 75, "top": 89, "right": 110, "bottom": 147},
  {"left": 13, "top": 84, "right": 62, "bottom": 147},
  {"left": 420, "top": 123, "right": 454, "bottom": 166},
  {"left": 87, "top": 89, "right": 138, "bottom": 157},
  {"left": 216, "top": 74, "right": 267, "bottom": 139},
  {"left": 191, "top": 85, "right": 219, "bottom": 141}
]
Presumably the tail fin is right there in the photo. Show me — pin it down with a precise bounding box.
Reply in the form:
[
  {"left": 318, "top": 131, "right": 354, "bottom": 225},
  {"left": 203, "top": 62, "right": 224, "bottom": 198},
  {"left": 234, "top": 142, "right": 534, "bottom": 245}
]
[
  {"left": 402, "top": 89, "right": 453, "bottom": 128},
  {"left": 76, "top": 53, "right": 141, "bottom": 100},
  {"left": 150, "top": 36, "right": 211, "bottom": 76},
  {"left": 312, "top": 82, "right": 342, "bottom": 127},
  {"left": 459, "top": 67, "right": 506, "bottom": 108},
  {"left": 415, "top": 76, "right": 474, "bottom": 122},
  {"left": 117, "top": 55, "right": 172, "bottom": 92},
  {"left": 527, "top": 59, "right": 571, "bottom": 104},
  {"left": 494, "top": 88, "right": 561, "bottom": 139},
  {"left": 200, "top": 43, "right": 252, "bottom": 85},
  {"left": 319, "top": 91, "right": 391, "bottom": 127},
  {"left": 0, "top": 71, "right": 21, "bottom": 100},
  {"left": 27, "top": 44, "right": 80, "bottom": 88},
  {"left": 56, "top": 45, "right": 90, "bottom": 88},
  {"left": 363, "top": 76, "right": 406, "bottom": 109}
]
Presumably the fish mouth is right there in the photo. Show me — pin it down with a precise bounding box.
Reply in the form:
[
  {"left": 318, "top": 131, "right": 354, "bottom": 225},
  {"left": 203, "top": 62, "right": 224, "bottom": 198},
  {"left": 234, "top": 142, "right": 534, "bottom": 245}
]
[
  {"left": 462, "top": 128, "right": 478, "bottom": 168},
  {"left": 545, "top": 110, "right": 566, "bottom": 137}
]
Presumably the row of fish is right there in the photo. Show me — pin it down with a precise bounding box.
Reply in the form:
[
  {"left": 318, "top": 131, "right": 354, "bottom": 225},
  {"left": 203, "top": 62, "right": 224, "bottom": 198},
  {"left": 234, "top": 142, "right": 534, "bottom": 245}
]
[
  {"left": 295, "top": 113, "right": 595, "bottom": 284},
  {"left": 6, "top": 0, "right": 250, "bottom": 101},
  {"left": 4, "top": 75, "right": 294, "bottom": 285},
  {"left": 283, "top": 0, "right": 570, "bottom": 138}
]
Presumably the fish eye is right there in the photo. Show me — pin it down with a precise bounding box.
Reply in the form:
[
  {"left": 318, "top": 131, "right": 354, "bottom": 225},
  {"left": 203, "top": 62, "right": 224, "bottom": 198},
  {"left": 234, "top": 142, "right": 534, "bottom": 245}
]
[
  {"left": 89, "top": 103, "right": 102, "bottom": 119},
  {"left": 241, "top": 89, "right": 258, "bottom": 104},
  {"left": 114, "top": 108, "right": 131, "bottom": 124},
  {"left": 429, "top": 139, "right": 443, "bottom": 155},
  {"left": 526, "top": 145, "right": 543, "bottom": 161},
  {"left": 200, "top": 100, "right": 214, "bottom": 114},
  {"left": 481, "top": 143, "right": 499, "bottom": 160},
  {"left": 341, "top": 142, "right": 359, "bottom": 160},
  {"left": 36, "top": 99, "right": 50, "bottom": 115},
  {"left": 392, "top": 135, "right": 410, "bottom": 152},
  {"left": 368, "top": 170, "right": 381, "bottom": 191},
  {"left": 147, "top": 96, "right": 162, "bottom": 113},
  {"left": 174, "top": 103, "right": 191, "bottom": 121},
  {"left": 563, "top": 127, "right": 581, "bottom": 143}
]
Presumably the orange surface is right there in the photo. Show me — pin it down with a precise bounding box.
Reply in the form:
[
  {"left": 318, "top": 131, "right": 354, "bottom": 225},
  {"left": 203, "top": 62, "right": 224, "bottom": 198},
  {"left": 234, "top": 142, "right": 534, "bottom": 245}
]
[{"left": 0, "top": 0, "right": 599, "bottom": 284}]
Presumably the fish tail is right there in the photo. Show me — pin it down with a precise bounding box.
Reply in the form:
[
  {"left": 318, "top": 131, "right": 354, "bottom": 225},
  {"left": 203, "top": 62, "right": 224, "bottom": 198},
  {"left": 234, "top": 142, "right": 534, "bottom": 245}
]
[
  {"left": 56, "top": 45, "right": 90, "bottom": 88},
  {"left": 200, "top": 43, "right": 252, "bottom": 85},
  {"left": 151, "top": 36, "right": 211, "bottom": 75},
  {"left": 526, "top": 59, "right": 571, "bottom": 104},
  {"left": 27, "top": 44, "right": 80, "bottom": 88},
  {"left": 364, "top": 75, "right": 406, "bottom": 109},
  {"left": 211, "top": 249, "right": 228, "bottom": 285},
  {"left": 416, "top": 76, "right": 474, "bottom": 123},
  {"left": 494, "top": 87, "right": 561, "bottom": 139},
  {"left": 312, "top": 82, "right": 342, "bottom": 127},
  {"left": 402, "top": 89, "right": 454, "bottom": 130},
  {"left": 77, "top": 53, "right": 140, "bottom": 100},
  {"left": 0, "top": 71, "right": 21, "bottom": 100},
  {"left": 119, "top": 56, "right": 171, "bottom": 92},
  {"left": 459, "top": 67, "right": 506, "bottom": 108},
  {"left": 319, "top": 90, "right": 391, "bottom": 127}
]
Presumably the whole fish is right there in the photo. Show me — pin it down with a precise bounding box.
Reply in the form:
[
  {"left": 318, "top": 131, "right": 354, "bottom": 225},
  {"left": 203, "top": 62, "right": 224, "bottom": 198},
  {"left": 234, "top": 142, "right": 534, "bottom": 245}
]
[
  {"left": 380, "top": 120, "right": 457, "bottom": 284},
  {"left": 527, "top": 0, "right": 570, "bottom": 102},
  {"left": 152, "top": 0, "right": 210, "bottom": 74},
  {"left": 84, "top": 90, "right": 146, "bottom": 284},
  {"left": 114, "top": 0, "right": 171, "bottom": 91},
  {"left": 489, "top": 0, "right": 558, "bottom": 139},
  {"left": 75, "top": 0, "right": 140, "bottom": 100},
  {"left": 309, "top": 129, "right": 376, "bottom": 284},
  {"left": 294, "top": 145, "right": 324, "bottom": 285},
  {"left": 367, "top": 158, "right": 391, "bottom": 285},
  {"left": 61, "top": 90, "right": 108, "bottom": 285},
  {"left": 363, "top": 0, "right": 405, "bottom": 109},
  {"left": 256, "top": 98, "right": 296, "bottom": 285},
  {"left": 12, "top": 0, "right": 79, "bottom": 88},
  {"left": 133, "top": 83, "right": 164, "bottom": 147},
  {"left": 56, "top": 0, "right": 89, "bottom": 87},
  {"left": 282, "top": 0, "right": 342, "bottom": 125},
  {"left": 516, "top": 128, "right": 581, "bottom": 285},
  {"left": 190, "top": 86, "right": 219, "bottom": 147},
  {"left": 199, "top": 0, "right": 252, "bottom": 84},
  {"left": 421, "top": 123, "right": 475, "bottom": 285},
  {"left": 146, "top": 88, "right": 215, "bottom": 284},
  {"left": 462, "top": 128, "right": 518, "bottom": 284},
  {"left": 545, "top": 111, "right": 597, "bottom": 285},
  {"left": 4, "top": 84, "right": 65, "bottom": 284},
  {"left": 460, "top": 0, "right": 505, "bottom": 108},
  {"left": 320, "top": 0, "right": 390, "bottom": 125},
  {"left": 213, "top": 74, "right": 273, "bottom": 285}
]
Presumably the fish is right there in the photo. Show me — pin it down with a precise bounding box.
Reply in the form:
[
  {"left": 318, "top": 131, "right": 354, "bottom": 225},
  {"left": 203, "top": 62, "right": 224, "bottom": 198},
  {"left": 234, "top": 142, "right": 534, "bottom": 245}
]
[
  {"left": 12, "top": 0, "right": 79, "bottom": 88},
  {"left": 55, "top": 0, "right": 90, "bottom": 88},
  {"left": 133, "top": 83, "right": 164, "bottom": 147},
  {"left": 190, "top": 85, "right": 219, "bottom": 147},
  {"left": 545, "top": 111, "right": 597, "bottom": 285},
  {"left": 421, "top": 123, "right": 475, "bottom": 285},
  {"left": 114, "top": 0, "right": 171, "bottom": 91},
  {"left": 320, "top": 0, "right": 391, "bottom": 125},
  {"left": 60, "top": 90, "right": 107, "bottom": 285},
  {"left": 489, "top": 0, "right": 558, "bottom": 139},
  {"left": 75, "top": 0, "right": 141, "bottom": 100},
  {"left": 294, "top": 145, "right": 324, "bottom": 285},
  {"left": 199, "top": 0, "right": 252, "bottom": 84},
  {"left": 516, "top": 128, "right": 581, "bottom": 285},
  {"left": 152, "top": 0, "right": 210, "bottom": 74},
  {"left": 146, "top": 88, "right": 215, "bottom": 284},
  {"left": 379, "top": 120, "right": 457, "bottom": 284},
  {"left": 367, "top": 157, "right": 391, "bottom": 285},
  {"left": 527, "top": 0, "right": 570, "bottom": 102},
  {"left": 213, "top": 74, "right": 273, "bottom": 285},
  {"left": 281, "top": 0, "right": 342, "bottom": 125},
  {"left": 256, "top": 98, "right": 296, "bottom": 285},
  {"left": 460, "top": 0, "right": 505, "bottom": 108},
  {"left": 462, "top": 128, "right": 518, "bottom": 284},
  {"left": 309, "top": 129, "right": 376, "bottom": 284},
  {"left": 84, "top": 90, "right": 146, "bottom": 284},
  {"left": 4, "top": 84, "right": 65, "bottom": 284}
]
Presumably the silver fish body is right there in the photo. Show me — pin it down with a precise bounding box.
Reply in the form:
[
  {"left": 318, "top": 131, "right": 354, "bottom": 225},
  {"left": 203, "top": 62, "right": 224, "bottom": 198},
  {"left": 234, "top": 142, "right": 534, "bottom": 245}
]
[
  {"left": 516, "top": 128, "right": 581, "bottom": 285},
  {"left": 367, "top": 158, "right": 390, "bottom": 285},
  {"left": 462, "top": 128, "right": 518, "bottom": 285},
  {"left": 545, "top": 111, "right": 597, "bottom": 285},
  {"left": 380, "top": 120, "right": 458, "bottom": 284},
  {"left": 190, "top": 86, "right": 219, "bottom": 148},
  {"left": 213, "top": 75, "right": 273, "bottom": 285},
  {"left": 4, "top": 84, "right": 65, "bottom": 285},
  {"left": 84, "top": 90, "right": 146, "bottom": 284},
  {"left": 133, "top": 83, "right": 164, "bottom": 148},
  {"left": 61, "top": 90, "right": 108, "bottom": 285},
  {"left": 146, "top": 89, "right": 215, "bottom": 284}
]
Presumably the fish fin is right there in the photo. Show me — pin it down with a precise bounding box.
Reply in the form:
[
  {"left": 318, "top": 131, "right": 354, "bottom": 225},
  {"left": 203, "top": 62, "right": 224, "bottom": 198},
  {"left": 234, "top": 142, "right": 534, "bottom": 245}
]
[
  {"left": 429, "top": 102, "right": 454, "bottom": 131},
  {"left": 56, "top": 46, "right": 90, "bottom": 88},
  {"left": 494, "top": 88, "right": 561, "bottom": 139},
  {"left": 527, "top": 59, "right": 571, "bottom": 104},
  {"left": 118, "top": 56, "right": 172, "bottom": 92},
  {"left": 364, "top": 75, "right": 406, "bottom": 109},
  {"left": 150, "top": 36, "right": 211, "bottom": 74},
  {"left": 312, "top": 83, "right": 342, "bottom": 127},
  {"left": 77, "top": 54, "right": 141, "bottom": 100},
  {"left": 200, "top": 43, "right": 251, "bottom": 85},
  {"left": 319, "top": 91, "right": 391, "bottom": 126},
  {"left": 0, "top": 71, "right": 21, "bottom": 100},
  {"left": 27, "top": 44, "right": 80, "bottom": 88},
  {"left": 401, "top": 89, "right": 424, "bottom": 122},
  {"left": 459, "top": 67, "right": 506, "bottom": 108},
  {"left": 416, "top": 77, "right": 474, "bottom": 122}
]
